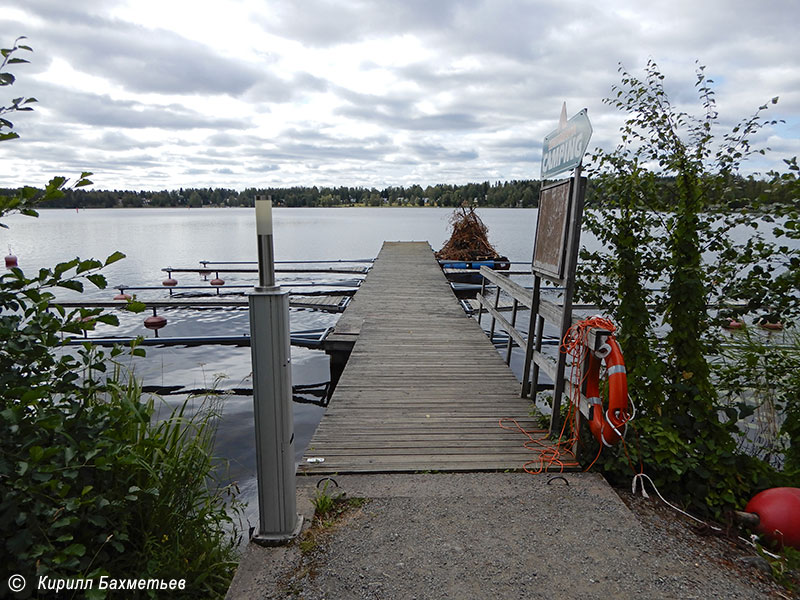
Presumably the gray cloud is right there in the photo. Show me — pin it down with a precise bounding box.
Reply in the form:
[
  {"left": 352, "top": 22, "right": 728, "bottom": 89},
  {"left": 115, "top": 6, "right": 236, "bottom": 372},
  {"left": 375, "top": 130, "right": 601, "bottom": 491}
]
[
  {"left": 20, "top": 81, "right": 251, "bottom": 130},
  {"left": 9, "top": 1, "right": 325, "bottom": 102},
  {"left": 1, "top": 0, "right": 798, "bottom": 190},
  {"left": 262, "top": 0, "right": 472, "bottom": 47},
  {"left": 406, "top": 142, "right": 478, "bottom": 162},
  {"left": 331, "top": 84, "right": 485, "bottom": 131},
  {"left": 13, "top": 1, "right": 262, "bottom": 96},
  {"left": 94, "top": 131, "right": 162, "bottom": 151},
  {"left": 336, "top": 106, "right": 482, "bottom": 131}
]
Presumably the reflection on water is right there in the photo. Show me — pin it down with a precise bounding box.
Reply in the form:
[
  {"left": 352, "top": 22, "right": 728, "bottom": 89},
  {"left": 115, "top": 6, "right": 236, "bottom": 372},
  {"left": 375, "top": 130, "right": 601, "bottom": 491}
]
[{"left": 4, "top": 207, "right": 544, "bottom": 521}]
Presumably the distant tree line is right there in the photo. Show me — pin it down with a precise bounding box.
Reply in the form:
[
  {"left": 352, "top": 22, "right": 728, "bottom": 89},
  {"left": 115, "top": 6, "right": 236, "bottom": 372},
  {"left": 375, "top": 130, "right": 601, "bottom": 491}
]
[
  {"left": 0, "top": 181, "right": 540, "bottom": 209},
  {"left": 0, "top": 174, "right": 795, "bottom": 210}
]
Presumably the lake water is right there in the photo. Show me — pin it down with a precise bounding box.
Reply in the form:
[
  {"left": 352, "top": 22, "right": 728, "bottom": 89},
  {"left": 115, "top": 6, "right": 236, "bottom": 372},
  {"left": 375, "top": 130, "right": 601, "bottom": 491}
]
[
  {"left": 4, "top": 207, "right": 796, "bottom": 525},
  {"left": 2, "top": 207, "right": 546, "bottom": 527}
]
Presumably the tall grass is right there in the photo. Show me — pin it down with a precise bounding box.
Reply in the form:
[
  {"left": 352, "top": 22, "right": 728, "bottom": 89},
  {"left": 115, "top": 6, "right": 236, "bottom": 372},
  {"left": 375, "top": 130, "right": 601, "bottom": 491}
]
[
  {"left": 103, "top": 372, "right": 245, "bottom": 597},
  {"left": 2, "top": 364, "right": 244, "bottom": 599}
]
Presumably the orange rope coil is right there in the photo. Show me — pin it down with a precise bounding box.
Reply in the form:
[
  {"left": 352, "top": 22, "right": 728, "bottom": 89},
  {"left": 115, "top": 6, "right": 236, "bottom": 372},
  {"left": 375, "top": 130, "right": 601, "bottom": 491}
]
[{"left": 501, "top": 316, "right": 633, "bottom": 472}]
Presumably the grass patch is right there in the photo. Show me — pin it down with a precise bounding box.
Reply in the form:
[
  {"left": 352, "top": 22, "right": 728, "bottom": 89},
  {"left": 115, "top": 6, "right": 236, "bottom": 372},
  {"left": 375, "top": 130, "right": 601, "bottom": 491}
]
[
  {"left": 2, "top": 370, "right": 244, "bottom": 599},
  {"left": 297, "top": 481, "right": 368, "bottom": 557},
  {"left": 311, "top": 480, "right": 366, "bottom": 525}
]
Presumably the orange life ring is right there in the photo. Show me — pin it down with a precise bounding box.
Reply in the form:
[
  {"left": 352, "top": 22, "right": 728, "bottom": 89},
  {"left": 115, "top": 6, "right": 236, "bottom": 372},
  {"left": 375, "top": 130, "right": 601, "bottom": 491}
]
[{"left": 584, "top": 337, "right": 629, "bottom": 446}]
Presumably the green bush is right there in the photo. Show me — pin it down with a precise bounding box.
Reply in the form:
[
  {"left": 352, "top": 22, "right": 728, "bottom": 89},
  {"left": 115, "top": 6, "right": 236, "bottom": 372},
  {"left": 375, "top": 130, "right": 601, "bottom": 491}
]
[
  {"left": 0, "top": 258, "right": 243, "bottom": 598},
  {"left": 578, "top": 60, "right": 797, "bottom": 517}
]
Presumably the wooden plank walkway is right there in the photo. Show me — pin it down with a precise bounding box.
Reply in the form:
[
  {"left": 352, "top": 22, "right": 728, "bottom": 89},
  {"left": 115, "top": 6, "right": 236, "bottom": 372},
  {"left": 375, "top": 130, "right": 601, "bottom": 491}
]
[{"left": 301, "top": 241, "right": 578, "bottom": 474}]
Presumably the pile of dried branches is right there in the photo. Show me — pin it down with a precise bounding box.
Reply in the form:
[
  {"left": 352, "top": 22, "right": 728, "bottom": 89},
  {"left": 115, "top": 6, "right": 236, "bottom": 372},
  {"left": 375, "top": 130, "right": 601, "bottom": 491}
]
[{"left": 435, "top": 206, "right": 500, "bottom": 261}]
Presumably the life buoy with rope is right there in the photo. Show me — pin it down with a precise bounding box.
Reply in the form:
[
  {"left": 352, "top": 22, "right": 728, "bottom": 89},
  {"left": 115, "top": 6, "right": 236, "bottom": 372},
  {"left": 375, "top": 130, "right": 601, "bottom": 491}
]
[{"left": 584, "top": 335, "right": 630, "bottom": 446}]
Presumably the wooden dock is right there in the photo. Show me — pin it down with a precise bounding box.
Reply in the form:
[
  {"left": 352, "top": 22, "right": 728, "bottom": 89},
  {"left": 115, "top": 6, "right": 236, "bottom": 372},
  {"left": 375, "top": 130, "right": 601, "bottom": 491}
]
[{"left": 301, "top": 241, "right": 578, "bottom": 474}]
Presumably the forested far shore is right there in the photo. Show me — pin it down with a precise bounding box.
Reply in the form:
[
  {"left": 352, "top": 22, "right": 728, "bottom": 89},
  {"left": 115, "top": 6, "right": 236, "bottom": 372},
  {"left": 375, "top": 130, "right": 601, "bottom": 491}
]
[{"left": 1, "top": 174, "right": 796, "bottom": 209}]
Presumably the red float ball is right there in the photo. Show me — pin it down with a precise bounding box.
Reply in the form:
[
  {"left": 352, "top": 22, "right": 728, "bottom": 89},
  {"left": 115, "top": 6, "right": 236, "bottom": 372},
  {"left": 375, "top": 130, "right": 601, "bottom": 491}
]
[
  {"left": 5, "top": 254, "right": 18, "bottom": 269},
  {"left": 113, "top": 293, "right": 132, "bottom": 301},
  {"left": 210, "top": 277, "right": 225, "bottom": 286},
  {"left": 144, "top": 315, "right": 167, "bottom": 330},
  {"left": 162, "top": 278, "right": 178, "bottom": 286},
  {"left": 745, "top": 487, "right": 800, "bottom": 549}
]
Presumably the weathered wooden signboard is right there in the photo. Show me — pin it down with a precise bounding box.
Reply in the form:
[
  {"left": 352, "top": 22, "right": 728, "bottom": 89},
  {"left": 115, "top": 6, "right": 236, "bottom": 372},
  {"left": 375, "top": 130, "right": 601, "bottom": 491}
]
[{"left": 532, "top": 178, "right": 572, "bottom": 281}]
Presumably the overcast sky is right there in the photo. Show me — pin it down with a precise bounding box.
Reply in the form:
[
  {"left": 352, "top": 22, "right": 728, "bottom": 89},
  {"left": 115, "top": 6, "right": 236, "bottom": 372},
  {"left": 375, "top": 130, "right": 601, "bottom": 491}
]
[{"left": 1, "top": 0, "right": 799, "bottom": 191}]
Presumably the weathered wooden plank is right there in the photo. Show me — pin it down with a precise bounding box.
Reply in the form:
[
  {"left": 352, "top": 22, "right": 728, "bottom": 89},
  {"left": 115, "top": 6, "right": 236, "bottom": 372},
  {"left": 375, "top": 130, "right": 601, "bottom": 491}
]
[
  {"left": 298, "top": 457, "right": 579, "bottom": 473},
  {"left": 308, "top": 436, "right": 547, "bottom": 445}
]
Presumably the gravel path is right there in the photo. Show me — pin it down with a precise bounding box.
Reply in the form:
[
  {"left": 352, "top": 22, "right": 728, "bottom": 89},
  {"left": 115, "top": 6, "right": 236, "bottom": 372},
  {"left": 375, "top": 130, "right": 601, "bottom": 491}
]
[{"left": 227, "top": 473, "right": 792, "bottom": 599}]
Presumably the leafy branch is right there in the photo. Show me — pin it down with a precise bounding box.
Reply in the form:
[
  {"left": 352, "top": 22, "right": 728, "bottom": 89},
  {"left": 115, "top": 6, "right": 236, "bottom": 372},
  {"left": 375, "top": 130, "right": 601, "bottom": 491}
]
[
  {"left": 0, "top": 35, "right": 37, "bottom": 142},
  {"left": 0, "top": 37, "right": 93, "bottom": 227}
]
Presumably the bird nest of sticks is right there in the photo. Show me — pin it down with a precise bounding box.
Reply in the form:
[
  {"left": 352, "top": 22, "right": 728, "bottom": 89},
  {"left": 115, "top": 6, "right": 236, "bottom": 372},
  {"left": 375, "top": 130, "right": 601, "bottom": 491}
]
[{"left": 435, "top": 206, "right": 501, "bottom": 261}]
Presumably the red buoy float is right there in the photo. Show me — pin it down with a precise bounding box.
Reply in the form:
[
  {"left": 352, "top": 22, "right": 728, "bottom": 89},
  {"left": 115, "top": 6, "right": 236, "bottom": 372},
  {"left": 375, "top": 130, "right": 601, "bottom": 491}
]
[
  {"left": 5, "top": 252, "right": 17, "bottom": 269},
  {"left": 756, "top": 314, "right": 783, "bottom": 331},
  {"left": 144, "top": 315, "right": 167, "bottom": 330},
  {"left": 722, "top": 318, "right": 744, "bottom": 330},
  {"left": 113, "top": 292, "right": 132, "bottom": 301},
  {"left": 210, "top": 277, "right": 225, "bottom": 286},
  {"left": 744, "top": 487, "right": 800, "bottom": 549},
  {"left": 162, "top": 277, "right": 178, "bottom": 286}
]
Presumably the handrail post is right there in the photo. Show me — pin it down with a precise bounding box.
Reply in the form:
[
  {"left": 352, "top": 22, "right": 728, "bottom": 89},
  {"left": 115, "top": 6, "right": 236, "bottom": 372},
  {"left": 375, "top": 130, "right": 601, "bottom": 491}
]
[
  {"left": 504, "top": 298, "right": 519, "bottom": 365},
  {"left": 489, "top": 284, "right": 500, "bottom": 342},
  {"left": 477, "top": 276, "right": 486, "bottom": 326},
  {"left": 249, "top": 195, "right": 302, "bottom": 545}
]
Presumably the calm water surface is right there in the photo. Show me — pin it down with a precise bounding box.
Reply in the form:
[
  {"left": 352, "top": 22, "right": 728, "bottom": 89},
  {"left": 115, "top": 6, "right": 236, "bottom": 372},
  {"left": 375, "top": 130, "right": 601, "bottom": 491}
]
[
  {"left": 3, "top": 207, "right": 544, "bottom": 525},
  {"left": 6, "top": 207, "right": 794, "bottom": 524}
]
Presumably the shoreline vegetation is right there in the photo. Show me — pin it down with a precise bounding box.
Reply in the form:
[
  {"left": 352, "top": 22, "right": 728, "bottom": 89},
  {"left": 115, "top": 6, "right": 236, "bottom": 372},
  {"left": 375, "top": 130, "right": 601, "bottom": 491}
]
[
  {"left": 0, "top": 250, "right": 243, "bottom": 599},
  {"left": 2, "top": 173, "right": 796, "bottom": 210}
]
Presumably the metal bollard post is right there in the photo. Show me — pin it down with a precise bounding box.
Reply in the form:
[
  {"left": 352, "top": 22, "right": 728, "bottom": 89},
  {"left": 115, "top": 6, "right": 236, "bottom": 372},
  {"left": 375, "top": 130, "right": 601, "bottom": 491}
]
[{"left": 249, "top": 195, "right": 302, "bottom": 545}]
